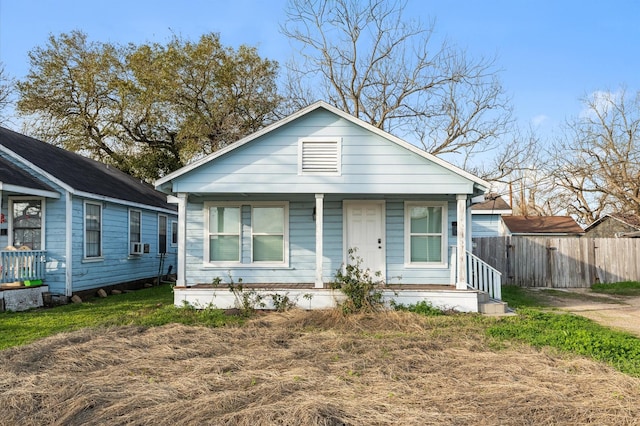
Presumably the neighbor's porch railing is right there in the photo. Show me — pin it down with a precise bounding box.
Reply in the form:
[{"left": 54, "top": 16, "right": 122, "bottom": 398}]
[
  {"left": 451, "top": 247, "right": 502, "bottom": 300},
  {"left": 0, "top": 250, "right": 47, "bottom": 283}
]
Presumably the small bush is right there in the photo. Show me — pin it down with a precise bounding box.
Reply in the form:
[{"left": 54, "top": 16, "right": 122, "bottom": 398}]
[
  {"left": 270, "top": 293, "right": 297, "bottom": 312},
  {"left": 330, "top": 248, "right": 386, "bottom": 314},
  {"left": 392, "top": 300, "right": 443, "bottom": 316},
  {"left": 213, "top": 274, "right": 264, "bottom": 317}
]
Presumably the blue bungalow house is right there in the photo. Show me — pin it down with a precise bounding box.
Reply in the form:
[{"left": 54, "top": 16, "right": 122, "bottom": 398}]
[
  {"left": 0, "top": 127, "right": 177, "bottom": 310},
  {"left": 155, "top": 102, "right": 504, "bottom": 313}
]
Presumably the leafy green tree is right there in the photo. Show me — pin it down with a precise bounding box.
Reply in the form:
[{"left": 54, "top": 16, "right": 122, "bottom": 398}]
[{"left": 17, "top": 31, "right": 281, "bottom": 181}]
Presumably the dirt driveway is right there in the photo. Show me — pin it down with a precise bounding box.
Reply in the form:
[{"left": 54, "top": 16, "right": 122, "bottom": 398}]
[{"left": 530, "top": 288, "right": 640, "bottom": 337}]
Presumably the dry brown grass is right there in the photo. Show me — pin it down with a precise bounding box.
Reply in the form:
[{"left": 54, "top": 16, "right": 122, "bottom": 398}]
[{"left": 1, "top": 310, "right": 640, "bottom": 425}]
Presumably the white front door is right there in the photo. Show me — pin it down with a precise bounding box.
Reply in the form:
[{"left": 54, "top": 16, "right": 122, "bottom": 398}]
[{"left": 344, "top": 201, "right": 385, "bottom": 277}]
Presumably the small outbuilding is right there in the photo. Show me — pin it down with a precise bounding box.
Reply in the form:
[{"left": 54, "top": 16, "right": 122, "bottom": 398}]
[
  {"left": 583, "top": 213, "right": 640, "bottom": 238},
  {"left": 500, "top": 215, "right": 584, "bottom": 237}
]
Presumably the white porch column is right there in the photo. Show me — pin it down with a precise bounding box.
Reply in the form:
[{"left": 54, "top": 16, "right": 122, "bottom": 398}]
[
  {"left": 315, "top": 194, "right": 324, "bottom": 288},
  {"left": 176, "top": 193, "right": 188, "bottom": 287},
  {"left": 456, "top": 194, "right": 468, "bottom": 290},
  {"left": 65, "top": 191, "right": 73, "bottom": 296}
]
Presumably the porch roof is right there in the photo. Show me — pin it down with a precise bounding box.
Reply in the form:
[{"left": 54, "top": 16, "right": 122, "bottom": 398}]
[{"left": 0, "top": 156, "right": 59, "bottom": 198}]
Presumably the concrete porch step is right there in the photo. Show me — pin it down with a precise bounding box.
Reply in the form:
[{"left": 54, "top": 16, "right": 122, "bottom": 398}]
[{"left": 479, "top": 299, "right": 510, "bottom": 315}]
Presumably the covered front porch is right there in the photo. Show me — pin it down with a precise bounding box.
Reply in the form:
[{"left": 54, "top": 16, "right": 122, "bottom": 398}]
[
  {"left": 173, "top": 249, "right": 505, "bottom": 313},
  {"left": 0, "top": 249, "right": 48, "bottom": 311}
]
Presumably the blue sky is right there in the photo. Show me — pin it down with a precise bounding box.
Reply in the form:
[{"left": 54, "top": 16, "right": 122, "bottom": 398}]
[{"left": 1, "top": 0, "right": 639, "bottom": 141}]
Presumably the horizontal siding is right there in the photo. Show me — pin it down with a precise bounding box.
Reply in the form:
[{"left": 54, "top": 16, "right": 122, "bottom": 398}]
[
  {"left": 43, "top": 195, "right": 68, "bottom": 294},
  {"left": 0, "top": 159, "right": 178, "bottom": 295},
  {"left": 472, "top": 214, "right": 503, "bottom": 238},
  {"left": 69, "top": 198, "right": 178, "bottom": 294},
  {"left": 173, "top": 109, "right": 475, "bottom": 195}
]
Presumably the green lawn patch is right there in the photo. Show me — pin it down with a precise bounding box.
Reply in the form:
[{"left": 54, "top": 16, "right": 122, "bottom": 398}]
[
  {"left": 488, "top": 308, "right": 640, "bottom": 377},
  {"left": 0, "top": 284, "right": 243, "bottom": 350},
  {"left": 591, "top": 281, "right": 640, "bottom": 296},
  {"left": 499, "top": 285, "right": 561, "bottom": 308}
]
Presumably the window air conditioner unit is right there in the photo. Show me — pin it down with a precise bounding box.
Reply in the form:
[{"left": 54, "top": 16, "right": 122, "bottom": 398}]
[{"left": 131, "top": 242, "right": 143, "bottom": 255}]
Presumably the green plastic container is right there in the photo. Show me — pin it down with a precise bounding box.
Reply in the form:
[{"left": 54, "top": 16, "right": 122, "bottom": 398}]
[{"left": 23, "top": 279, "right": 42, "bottom": 287}]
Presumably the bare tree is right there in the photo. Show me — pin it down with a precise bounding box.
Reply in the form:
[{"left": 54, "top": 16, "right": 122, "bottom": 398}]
[
  {"left": 470, "top": 128, "right": 559, "bottom": 215},
  {"left": 0, "top": 63, "right": 14, "bottom": 125},
  {"left": 281, "top": 0, "right": 512, "bottom": 164},
  {"left": 551, "top": 89, "right": 640, "bottom": 225}
]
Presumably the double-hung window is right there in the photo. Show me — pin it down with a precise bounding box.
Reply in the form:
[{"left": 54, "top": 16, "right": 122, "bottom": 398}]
[
  {"left": 207, "top": 205, "right": 241, "bottom": 262},
  {"left": 171, "top": 221, "right": 178, "bottom": 247},
  {"left": 405, "top": 202, "right": 447, "bottom": 266},
  {"left": 204, "top": 202, "right": 288, "bottom": 266},
  {"left": 252, "top": 206, "right": 286, "bottom": 263},
  {"left": 158, "top": 214, "right": 167, "bottom": 254},
  {"left": 84, "top": 202, "right": 102, "bottom": 258},
  {"left": 10, "top": 198, "right": 44, "bottom": 250},
  {"left": 129, "top": 210, "right": 142, "bottom": 255}
]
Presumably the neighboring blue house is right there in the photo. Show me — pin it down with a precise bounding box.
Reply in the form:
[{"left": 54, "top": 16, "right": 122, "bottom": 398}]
[
  {"left": 0, "top": 127, "right": 177, "bottom": 310},
  {"left": 471, "top": 194, "right": 512, "bottom": 237},
  {"left": 156, "top": 102, "right": 505, "bottom": 313}
]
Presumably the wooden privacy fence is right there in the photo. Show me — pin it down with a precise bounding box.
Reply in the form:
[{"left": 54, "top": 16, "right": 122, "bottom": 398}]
[{"left": 473, "top": 237, "right": 640, "bottom": 288}]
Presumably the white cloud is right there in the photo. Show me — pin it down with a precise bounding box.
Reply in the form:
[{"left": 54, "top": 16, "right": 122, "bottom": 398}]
[
  {"left": 580, "top": 90, "right": 624, "bottom": 118},
  {"left": 531, "top": 114, "right": 549, "bottom": 127}
]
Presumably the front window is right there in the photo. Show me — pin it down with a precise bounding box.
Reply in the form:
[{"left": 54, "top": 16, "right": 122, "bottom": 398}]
[
  {"left": 158, "top": 215, "right": 167, "bottom": 254},
  {"left": 129, "top": 210, "right": 141, "bottom": 254},
  {"left": 204, "top": 202, "right": 288, "bottom": 266},
  {"left": 85, "top": 202, "right": 102, "bottom": 258},
  {"left": 208, "top": 206, "right": 240, "bottom": 262},
  {"left": 11, "top": 199, "right": 43, "bottom": 250},
  {"left": 252, "top": 206, "right": 285, "bottom": 262},
  {"left": 405, "top": 203, "right": 447, "bottom": 265},
  {"left": 171, "top": 221, "right": 178, "bottom": 247}
]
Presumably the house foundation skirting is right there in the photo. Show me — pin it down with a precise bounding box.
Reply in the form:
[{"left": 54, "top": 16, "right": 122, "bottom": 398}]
[
  {"left": 0, "top": 285, "right": 49, "bottom": 312},
  {"left": 174, "top": 285, "right": 482, "bottom": 313}
]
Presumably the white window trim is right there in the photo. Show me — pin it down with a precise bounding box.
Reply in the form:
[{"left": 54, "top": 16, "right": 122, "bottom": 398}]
[
  {"left": 298, "top": 137, "right": 342, "bottom": 176},
  {"left": 203, "top": 201, "right": 290, "bottom": 268},
  {"left": 158, "top": 214, "right": 168, "bottom": 254},
  {"left": 250, "top": 202, "right": 289, "bottom": 266},
  {"left": 129, "top": 209, "right": 142, "bottom": 256},
  {"left": 404, "top": 201, "right": 448, "bottom": 268},
  {"left": 203, "top": 202, "right": 242, "bottom": 266},
  {"left": 83, "top": 201, "right": 103, "bottom": 261},
  {"left": 170, "top": 220, "right": 178, "bottom": 247},
  {"left": 8, "top": 196, "right": 46, "bottom": 250}
]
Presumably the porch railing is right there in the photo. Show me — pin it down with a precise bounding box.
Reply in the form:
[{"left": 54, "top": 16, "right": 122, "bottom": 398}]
[
  {"left": 0, "top": 250, "right": 47, "bottom": 283},
  {"left": 451, "top": 247, "right": 502, "bottom": 300}
]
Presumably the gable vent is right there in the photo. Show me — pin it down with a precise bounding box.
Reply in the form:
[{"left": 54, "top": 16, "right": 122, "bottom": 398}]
[{"left": 299, "top": 137, "right": 342, "bottom": 175}]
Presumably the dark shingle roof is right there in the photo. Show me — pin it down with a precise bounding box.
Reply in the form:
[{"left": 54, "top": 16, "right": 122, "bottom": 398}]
[
  {"left": 0, "top": 155, "right": 56, "bottom": 192},
  {"left": 0, "top": 127, "right": 174, "bottom": 211},
  {"left": 502, "top": 216, "right": 584, "bottom": 235},
  {"left": 608, "top": 213, "right": 640, "bottom": 229}
]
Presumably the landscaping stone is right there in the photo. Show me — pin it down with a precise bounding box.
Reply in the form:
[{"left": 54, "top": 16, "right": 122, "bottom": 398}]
[
  {"left": 111, "top": 289, "right": 122, "bottom": 295},
  {"left": 97, "top": 289, "right": 108, "bottom": 298},
  {"left": 71, "top": 295, "right": 82, "bottom": 303}
]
